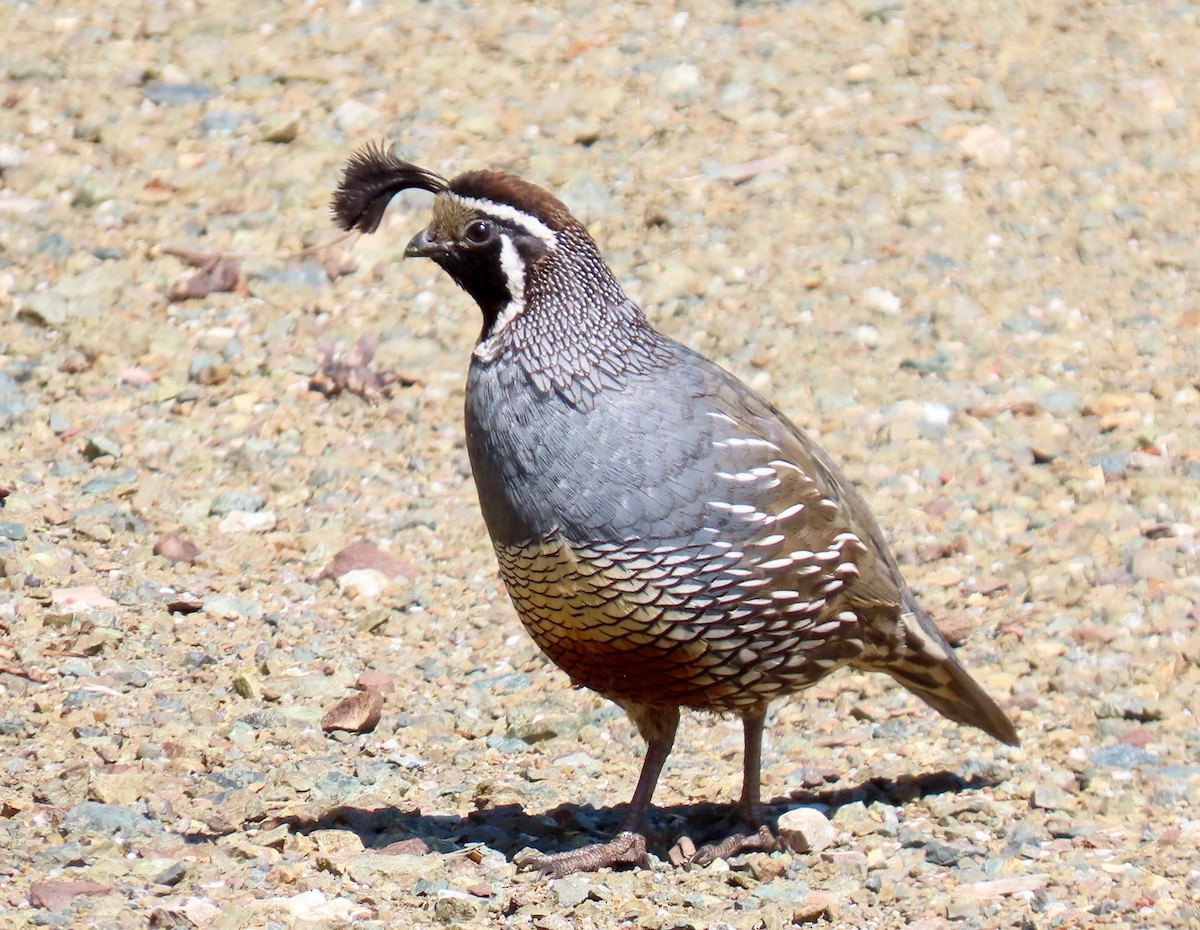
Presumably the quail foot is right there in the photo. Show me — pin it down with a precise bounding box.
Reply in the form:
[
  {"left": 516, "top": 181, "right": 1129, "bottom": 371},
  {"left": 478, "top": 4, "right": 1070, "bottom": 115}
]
[{"left": 331, "top": 143, "right": 1019, "bottom": 877}]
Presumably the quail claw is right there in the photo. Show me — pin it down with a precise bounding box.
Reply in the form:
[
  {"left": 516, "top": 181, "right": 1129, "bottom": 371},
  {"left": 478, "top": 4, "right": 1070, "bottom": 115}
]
[
  {"left": 518, "top": 830, "right": 652, "bottom": 879},
  {"left": 689, "top": 824, "right": 778, "bottom": 867}
]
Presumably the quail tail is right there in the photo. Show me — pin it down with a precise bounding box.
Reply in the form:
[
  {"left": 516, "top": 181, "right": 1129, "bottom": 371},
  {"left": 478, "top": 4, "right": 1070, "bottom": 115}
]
[{"left": 870, "top": 593, "right": 1019, "bottom": 746}]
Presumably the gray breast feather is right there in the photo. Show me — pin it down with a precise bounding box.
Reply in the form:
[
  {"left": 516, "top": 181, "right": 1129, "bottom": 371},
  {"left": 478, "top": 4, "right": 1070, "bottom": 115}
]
[
  {"left": 466, "top": 349, "right": 712, "bottom": 544},
  {"left": 466, "top": 336, "right": 903, "bottom": 612}
]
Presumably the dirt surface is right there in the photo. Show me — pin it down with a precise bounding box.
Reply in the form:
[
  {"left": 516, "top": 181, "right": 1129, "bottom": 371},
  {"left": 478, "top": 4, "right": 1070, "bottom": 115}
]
[{"left": 2, "top": 2, "right": 1198, "bottom": 928}]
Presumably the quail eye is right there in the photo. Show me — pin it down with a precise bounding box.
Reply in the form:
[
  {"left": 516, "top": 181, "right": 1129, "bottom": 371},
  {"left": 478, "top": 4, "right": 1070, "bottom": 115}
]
[{"left": 464, "top": 219, "right": 494, "bottom": 244}]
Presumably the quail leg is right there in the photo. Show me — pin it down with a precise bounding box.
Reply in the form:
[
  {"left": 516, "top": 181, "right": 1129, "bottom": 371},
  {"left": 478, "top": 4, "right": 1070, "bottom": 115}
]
[
  {"left": 690, "top": 709, "right": 779, "bottom": 866},
  {"left": 521, "top": 708, "right": 679, "bottom": 878}
]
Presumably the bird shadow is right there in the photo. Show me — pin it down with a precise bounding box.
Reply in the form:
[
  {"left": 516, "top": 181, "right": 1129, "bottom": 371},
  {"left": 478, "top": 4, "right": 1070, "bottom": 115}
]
[{"left": 263, "top": 768, "right": 1001, "bottom": 861}]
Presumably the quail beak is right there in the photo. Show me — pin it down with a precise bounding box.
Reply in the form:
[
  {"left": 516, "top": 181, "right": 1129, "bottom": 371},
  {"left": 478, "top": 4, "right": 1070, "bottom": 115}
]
[{"left": 404, "top": 228, "right": 441, "bottom": 259}]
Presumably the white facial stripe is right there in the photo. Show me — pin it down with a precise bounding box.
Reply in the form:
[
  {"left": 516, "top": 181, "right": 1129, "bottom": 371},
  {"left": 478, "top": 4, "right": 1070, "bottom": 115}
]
[
  {"left": 450, "top": 194, "right": 559, "bottom": 250},
  {"left": 473, "top": 234, "right": 526, "bottom": 360},
  {"left": 494, "top": 235, "right": 525, "bottom": 331}
]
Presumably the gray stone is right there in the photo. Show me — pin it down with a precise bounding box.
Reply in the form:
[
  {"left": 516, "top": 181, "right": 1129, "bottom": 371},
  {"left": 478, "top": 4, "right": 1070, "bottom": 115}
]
[
  {"left": 81, "top": 471, "right": 138, "bottom": 496},
  {"left": 207, "top": 765, "right": 266, "bottom": 790},
  {"left": 209, "top": 490, "right": 266, "bottom": 515},
  {"left": 239, "top": 709, "right": 286, "bottom": 730},
  {"left": 551, "top": 876, "right": 591, "bottom": 909},
  {"left": 0, "top": 375, "right": 29, "bottom": 428},
  {"left": 197, "top": 109, "right": 255, "bottom": 134},
  {"left": 154, "top": 860, "right": 187, "bottom": 885},
  {"left": 143, "top": 81, "right": 217, "bottom": 105},
  {"left": 433, "top": 890, "right": 479, "bottom": 923},
  {"left": 61, "top": 801, "right": 160, "bottom": 839},
  {"left": 1031, "top": 782, "right": 1074, "bottom": 811},
  {"left": 1039, "top": 388, "right": 1080, "bottom": 414},
  {"left": 753, "top": 879, "right": 812, "bottom": 905},
  {"left": 33, "top": 841, "right": 87, "bottom": 867},
  {"left": 1002, "top": 823, "right": 1048, "bottom": 857},
  {"left": 1090, "top": 744, "right": 1157, "bottom": 768},
  {"left": 347, "top": 855, "right": 439, "bottom": 884},
  {"left": 250, "top": 262, "right": 327, "bottom": 289},
  {"left": 832, "top": 800, "right": 876, "bottom": 834},
  {"left": 1089, "top": 452, "right": 1130, "bottom": 480},
  {"left": 1096, "top": 696, "right": 1163, "bottom": 722},
  {"left": 201, "top": 594, "right": 263, "bottom": 621},
  {"left": 924, "top": 840, "right": 969, "bottom": 866},
  {"left": 485, "top": 734, "right": 530, "bottom": 753},
  {"left": 413, "top": 878, "right": 449, "bottom": 896},
  {"left": 506, "top": 698, "right": 583, "bottom": 743}
]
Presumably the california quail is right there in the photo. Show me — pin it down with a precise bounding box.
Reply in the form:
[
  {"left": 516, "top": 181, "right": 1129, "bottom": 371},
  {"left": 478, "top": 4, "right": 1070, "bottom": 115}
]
[{"left": 331, "top": 143, "right": 1019, "bottom": 877}]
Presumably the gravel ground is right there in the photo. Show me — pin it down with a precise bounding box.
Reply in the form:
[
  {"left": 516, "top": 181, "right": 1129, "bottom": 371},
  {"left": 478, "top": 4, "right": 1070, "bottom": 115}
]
[{"left": 2, "top": 2, "right": 1199, "bottom": 928}]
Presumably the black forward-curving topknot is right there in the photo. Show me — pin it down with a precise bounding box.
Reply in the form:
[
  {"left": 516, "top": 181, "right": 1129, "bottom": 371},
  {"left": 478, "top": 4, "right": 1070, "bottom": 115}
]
[{"left": 331, "top": 142, "right": 448, "bottom": 234}]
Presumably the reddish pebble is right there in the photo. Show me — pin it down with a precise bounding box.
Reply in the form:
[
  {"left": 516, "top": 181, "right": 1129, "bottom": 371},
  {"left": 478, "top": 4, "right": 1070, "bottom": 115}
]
[
  {"left": 30, "top": 881, "right": 110, "bottom": 911},
  {"left": 1119, "top": 726, "right": 1154, "bottom": 747},
  {"left": 375, "top": 838, "right": 430, "bottom": 856},
  {"left": 117, "top": 367, "right": 157, "bottom": 385},
  {"left": 355, "top": 669, "right": 395, "bottom": 693},
  {"left": 317, "top": 541, "right": 418, "bottom": 582},
  {"left": 320, "top": 688, "right": 384, "bottom": 733},
  {"left": 153, "top": 532, "right": 200, "bottom": 564}
]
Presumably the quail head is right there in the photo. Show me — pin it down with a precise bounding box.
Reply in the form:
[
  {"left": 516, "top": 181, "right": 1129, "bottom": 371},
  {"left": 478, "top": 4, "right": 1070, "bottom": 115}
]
[{"left": 332, "top": 143, "right": 1019, "bottom": 877}]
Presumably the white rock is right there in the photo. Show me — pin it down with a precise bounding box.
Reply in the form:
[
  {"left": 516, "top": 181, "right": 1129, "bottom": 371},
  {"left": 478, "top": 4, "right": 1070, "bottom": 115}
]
[
  {"left": 862, "top": 287, "right": 902, "bottom": 316},
  {"left": 337, "top": 568, "right": 392, "bottom": 601},
  {"left": 852, "top": 324, "right": 881, "bottom": 348},
  {"left": 218, "top": 510, "right": 277, "bottom": 534},
  {"left": 661, "top": 63, "right": 702, "bottom": 96},
  {"left": 959, "top": 124, "right": 1012, "bottom": 167},
  {"left": 0, "top": 144, "right": 27, "bottom": 170},
  {"left": 278, "top": 889, "right": 360, "bottom": 921},
  {"left": 777, "top": 806, "right": 838, "bottom": 853}
]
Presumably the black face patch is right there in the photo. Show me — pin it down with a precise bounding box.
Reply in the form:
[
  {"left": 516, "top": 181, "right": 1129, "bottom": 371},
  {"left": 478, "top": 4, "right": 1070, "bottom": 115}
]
[{"left": 432, "top": 236, "right": 513, "bottom": 336}]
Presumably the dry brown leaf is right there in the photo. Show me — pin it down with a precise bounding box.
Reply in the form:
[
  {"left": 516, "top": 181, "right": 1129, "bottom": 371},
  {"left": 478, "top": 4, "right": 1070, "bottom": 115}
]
[
  {"left": 309, "top": 334, "right": 421, "bottom": 403},
  {"left": 168, "top": 258, "right": 242, "bottom": 302}
]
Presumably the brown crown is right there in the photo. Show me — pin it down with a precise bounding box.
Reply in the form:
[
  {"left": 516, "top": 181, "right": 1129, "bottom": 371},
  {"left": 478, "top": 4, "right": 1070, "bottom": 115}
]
[{"left": 449, "top": 170, "right": 578, "bottom": 232}]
